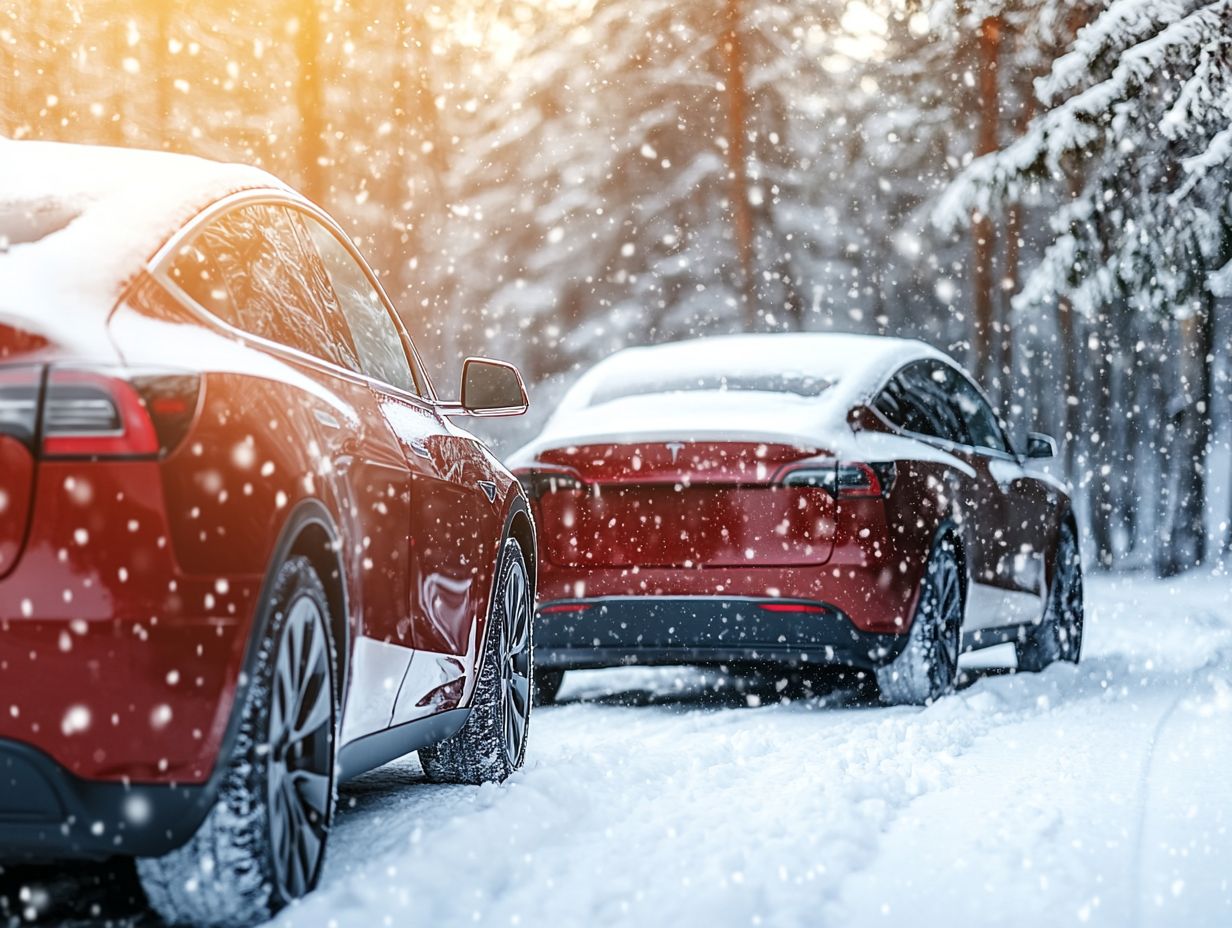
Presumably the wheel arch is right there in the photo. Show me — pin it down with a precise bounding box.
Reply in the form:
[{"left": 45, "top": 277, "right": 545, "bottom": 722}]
[
  {"left": 1044, "top": 502, "right": 1081, "bottom": 592},
  {"left": 253, "top": 498, "right": 350, "bottom": 696},
  {"left": 459, "top": 493, "right": 537, "bottom": 712},
  {"left": 283, "top": 505, "right": 351, "bottom": 697},
  {"left": 504, "top": 494, "right": 538, "bottom": 604},
  {"left": 474, "top": 493, "right": 537, "bottom": 664},
  {"left": 165, "top": 498, "right": 348, "bottom": 845}
]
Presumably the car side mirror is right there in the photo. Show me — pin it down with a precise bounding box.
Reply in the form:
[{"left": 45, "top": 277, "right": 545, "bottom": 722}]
[
  {"left": 1025, "top": 432, "right": 1057, "bottom": 459},
  {"left": 459, "top": 357, "right": 529, "bottom": 416}
]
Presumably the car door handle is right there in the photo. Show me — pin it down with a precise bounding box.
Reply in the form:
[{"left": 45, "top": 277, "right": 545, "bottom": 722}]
[{"left": 314, "top": 408, "right": 342, "bottom": 430}]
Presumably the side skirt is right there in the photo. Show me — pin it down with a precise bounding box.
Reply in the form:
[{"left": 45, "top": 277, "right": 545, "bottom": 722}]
[
  {"left": 337, "top": 707, "right": 470, "bottom": 782},
  {"left": 961, "top": 623, "right": 1032, "bottom": 653}
]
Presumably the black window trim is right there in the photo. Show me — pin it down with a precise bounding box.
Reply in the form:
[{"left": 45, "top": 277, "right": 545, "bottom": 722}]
[
  {"left": 148, "top": 188, "right": 437, "bottom": 410},
  {"left": 868, "top": 358, "right": 1021, "bottom": 463},
  {"left": 946, "top": 363, "right": 1017, "bottom": 459}
]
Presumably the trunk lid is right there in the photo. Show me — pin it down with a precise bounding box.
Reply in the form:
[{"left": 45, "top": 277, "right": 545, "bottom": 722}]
[{"left": 530, "top": 441, "right": 837, "bottom": 568}]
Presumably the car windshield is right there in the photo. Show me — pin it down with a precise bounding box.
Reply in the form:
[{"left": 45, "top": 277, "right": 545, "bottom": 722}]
[{"left": 590, "top": 371, "right": 832, "bottom": 405}]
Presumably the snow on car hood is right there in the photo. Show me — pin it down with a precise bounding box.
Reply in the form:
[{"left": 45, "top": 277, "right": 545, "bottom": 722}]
[{"left": 0, "top": 139, "right": 288, "bottom": 359}]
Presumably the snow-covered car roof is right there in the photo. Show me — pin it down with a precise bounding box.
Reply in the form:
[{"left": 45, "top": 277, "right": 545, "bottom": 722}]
[
  {"left": 511, "top": 333, "right": 948, "bottom": 459},
  {"left": 0, "top": 139, "right": 289, "bottom": 359}
]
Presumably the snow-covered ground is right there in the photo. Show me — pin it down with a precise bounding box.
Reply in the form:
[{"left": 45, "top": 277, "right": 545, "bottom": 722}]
[
  {"left": 5, "top": 570, "right": 1231, "bottom": 926},
  {"left": 286, "top": 570, "right": 1232, "bottom": 928}
]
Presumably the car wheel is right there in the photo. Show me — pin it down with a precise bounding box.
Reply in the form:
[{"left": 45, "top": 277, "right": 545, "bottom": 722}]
[
  {"left": 420, "top": 539, "right": 532, "bottom": 784},
  {"left": 875, "top": 535, "right": 963, "bottom": 706},
  {"left": 533, "top": 669, "right": 565, "bottom": 706},
  {"left": 137, "top": 556, "right": 338, "bottom": 927},
  {"left": 1017, "top": 519, "right": 1084, "bottom": 672}
]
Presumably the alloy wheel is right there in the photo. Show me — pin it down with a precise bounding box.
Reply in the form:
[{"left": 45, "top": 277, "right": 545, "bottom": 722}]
[
  {"left": 1054, "top": 528, "right": 1083, "bottom": 661},
  {"left": 499, "top": 559, "right": 532, "bottom": 769},
  {"left": 268, "top": 596, "right": 334, "bottom": 901},
  {"left": 933, "top": 553, "right": 963, "bottom": 685}
]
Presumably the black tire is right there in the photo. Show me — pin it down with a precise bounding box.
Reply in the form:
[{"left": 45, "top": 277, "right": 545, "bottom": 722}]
[
  {"left": 534, "top": 669, "right": 565, "bottom": 706},
  {"left": 137, "top": 557, "right": 338, "bottom": 927},
  {"left": 1017, "top": 519, "right": 1084, "bottom": 672},
  {"left": 420, "top": 539, "right": 532, "bottom": 784},
  {"left": 875, "top": 535, "right": 964, "bottom": 706}
]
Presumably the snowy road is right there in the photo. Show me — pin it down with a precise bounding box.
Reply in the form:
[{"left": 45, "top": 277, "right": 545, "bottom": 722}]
[{"left": 4, "top": 571, "right": 1231, "bottom": 927}]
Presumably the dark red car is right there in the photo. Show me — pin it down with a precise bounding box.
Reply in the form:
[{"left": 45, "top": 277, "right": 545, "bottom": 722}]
[
  {"left": 0, "top": 141, "right": 536, "bottom": 925},
  {"left": 511, "top": 334, "right": 1082, "bottom": 706}
]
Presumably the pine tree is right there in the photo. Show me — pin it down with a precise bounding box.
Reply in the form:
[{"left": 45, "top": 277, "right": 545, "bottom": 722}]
[{"left": 940, "top": 0, "right": 1232, "bottom": 575}]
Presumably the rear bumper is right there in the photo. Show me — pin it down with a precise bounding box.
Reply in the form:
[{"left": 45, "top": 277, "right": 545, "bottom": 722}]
[
  {"left": 0, "top": 739, "right": 214, "bottom": 861},
  {"left": 535, "top": 596, "right": 907, "bottom": 671}
]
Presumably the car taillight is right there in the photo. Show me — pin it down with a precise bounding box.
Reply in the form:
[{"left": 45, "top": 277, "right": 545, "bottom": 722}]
[
  {"left": 758, "top": 602, "right": 827, "bottom": 614},
  {"left": 782, "top": 461, "right": 895, "bottom": 498},
  {"left": 516, "top": 468, "right": 588, "bottom": 499},
  {"left": 41, "top": 368, "right": 200, "bottom": 460},
  {"left": 131, "top": 374, "right": 202, "bottom": 455},
  {"left": 539, "top": 603, "right": 592, "bottom": 615},
  {"left": 0, "top": 366, "right": 41, "bottom": 447}
]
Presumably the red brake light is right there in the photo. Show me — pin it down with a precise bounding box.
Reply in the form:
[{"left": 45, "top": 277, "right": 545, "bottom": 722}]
[
  {"left": 834, "top": 462, "right": 883, "bottom": 498},
  {"left": 539, "top": 603, "right": 592, "bottom": 615},
  {"left": 41, "top": 368, "right": 200, "bottom": 460},
  {"left": 516, "top": 467, "right": 587, "bottom": 500},
  {"left": 758, "top": 602, "right": 827, "bottom": 614},
  {"left": 0, "top": 366, "right": 41, "bottom": 448},
  {"left": 781, "top": 461, "right": 895, "bottom": 498}
]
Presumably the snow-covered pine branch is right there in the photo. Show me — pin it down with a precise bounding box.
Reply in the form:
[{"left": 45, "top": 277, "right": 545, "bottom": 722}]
[{"left": 938, "top": 0, "right": 1232, "bottom": 317}]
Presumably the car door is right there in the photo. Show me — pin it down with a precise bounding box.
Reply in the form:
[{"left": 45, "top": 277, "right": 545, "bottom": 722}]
[
  {"left": 297, "top": 216, "right": 497, "bottom": 723},
  {"left": 166, "top": 203, "right": 417, "bottom": 744},
  {"left": 947, "top": 369, "right": 1049, "bottom": 627},
  {"left": 895, "top": 361, "right": 1012, "bottom": 630}
]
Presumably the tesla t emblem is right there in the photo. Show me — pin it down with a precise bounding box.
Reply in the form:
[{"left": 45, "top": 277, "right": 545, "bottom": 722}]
[
  {"left": 665, "top": 442, "right": 686, "bottom": 464},
  {"left": 478, "top": 480, "right": 497, "bottom": 503}
]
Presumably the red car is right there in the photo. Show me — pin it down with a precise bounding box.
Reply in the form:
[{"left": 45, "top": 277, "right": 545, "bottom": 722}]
[
  {"left": 0, "top": 141, "right": 536, "bottom": 925},
  {"left": 511, "top": 334, "right": 1082, "bottom": 706}
]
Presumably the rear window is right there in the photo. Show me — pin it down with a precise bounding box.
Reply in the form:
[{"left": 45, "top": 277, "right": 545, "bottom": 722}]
[
  {"left": 590, "top": 371, "right": 831, "bottom": 406},
  {"left": 0, "top": 199, "right": 81, "bottom": 249}
]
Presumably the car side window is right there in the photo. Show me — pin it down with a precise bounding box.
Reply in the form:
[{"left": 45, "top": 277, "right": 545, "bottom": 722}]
[
  {"left": 167, "top": 238, "right": 232, "bottom": 320},
  {"left": 874, "top": 374, "right": 925, "bottom": 433},
  {"left": 950, "top": 371, "right": 1011, "bottom": 454},
  {"left": 299, "top": 217, "right": 419, "bottom": 396},
  {"left": 894, "top": 362, "right": 966, "bottom": 445},
  {"left": 280, "top": 209, "right": 362, "bottom": 372},
  {"left": 168, "top": 205, "right": 345, "bottom": 367}
]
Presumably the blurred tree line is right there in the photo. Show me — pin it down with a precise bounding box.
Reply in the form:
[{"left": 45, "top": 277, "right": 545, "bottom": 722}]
[{"left": 1, "top": 0, "right": 1228, "bottom": 575}]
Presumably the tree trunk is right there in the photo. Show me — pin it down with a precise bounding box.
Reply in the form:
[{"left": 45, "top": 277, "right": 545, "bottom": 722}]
[
  {"left": 1056, "top": 157, "right": 1086, "bottom": 484},
  {"left": 722, "top": 0, "right": 756, "bottom": 331},
  {"left": 295, "top": 0, "right": 325, "bottom": 205},
  {"left": 0, "top": 5, "right": 15, "bottom": 136},
  {"left": 1156, "top": 291, "right": 1214, "bottom": 577},
  {"left": 1001, "top": 94, "right": 1034, "bottom": 432},
  {"left": 153, "top": 1, "right": 172, "bottom": 147},
  {"left": 1057, "top": 295, "right": 1079, "bottom": 480},
  {"left": 1113, "top": 328, "right": 1140, "bottom": 556},
  {"left": 1088, "top": 316, "right": 1115, "bottom": 569},
  {"left": 970, "top": 15, "right": 1001, "bottom": 394},
  {"left": 397, "top": 8, "right": 453, "bottom": 362}
]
